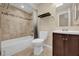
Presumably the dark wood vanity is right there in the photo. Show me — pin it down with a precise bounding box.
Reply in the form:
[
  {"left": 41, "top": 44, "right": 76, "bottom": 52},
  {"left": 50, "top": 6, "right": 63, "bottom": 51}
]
[{"left": 53, "top": 32, "right": 79, "bottom": 56}]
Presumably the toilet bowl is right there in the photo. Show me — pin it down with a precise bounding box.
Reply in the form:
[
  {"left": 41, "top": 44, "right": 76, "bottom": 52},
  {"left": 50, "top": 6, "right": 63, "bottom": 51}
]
[
  {"left": 32, "top": 39, "right": 44, "bottom": 55},
  {"left": 32, "top": 31, "right": 48, "bottom": 55}
]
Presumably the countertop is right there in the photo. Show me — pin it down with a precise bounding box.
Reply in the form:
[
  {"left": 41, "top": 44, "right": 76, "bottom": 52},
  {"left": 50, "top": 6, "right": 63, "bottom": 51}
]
[{"left": 53, "top": 30, "right": 79, "bottom": 35}]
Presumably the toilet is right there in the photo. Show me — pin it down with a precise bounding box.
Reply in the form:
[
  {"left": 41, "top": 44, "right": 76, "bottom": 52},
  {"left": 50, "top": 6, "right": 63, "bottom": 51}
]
[{"left": 32, "top": 31, "right": 48, "bottom": 56}]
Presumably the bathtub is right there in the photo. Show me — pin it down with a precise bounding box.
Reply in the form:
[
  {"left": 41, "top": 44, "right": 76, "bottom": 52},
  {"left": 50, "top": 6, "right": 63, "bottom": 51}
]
[
  {"left": 1, "top": 31, "right": 48, "bottom": 56},
  {"left": 1, "top": 36, "right": 33, "bottom": 56}
]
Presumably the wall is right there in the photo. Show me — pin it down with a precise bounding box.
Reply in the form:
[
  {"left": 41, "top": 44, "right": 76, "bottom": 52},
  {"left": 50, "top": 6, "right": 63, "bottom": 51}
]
[
  {"left": 37, "top": 3, "right": 57, "bottom": 56},
  {"left": 37, "top": 3, "right": 79, "bottom": 56},
  {"left": 0, "top": 4, "right": 33, "bottom": 41},
  {"left": 72, "top": 4, "right": 79, "bottom": 26},
  {"left": 56, "top": 3, "right": 79, "bottom": 31}
]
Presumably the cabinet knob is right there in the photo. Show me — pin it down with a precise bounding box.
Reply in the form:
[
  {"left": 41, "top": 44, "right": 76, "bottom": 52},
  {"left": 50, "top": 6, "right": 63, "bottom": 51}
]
[
  {"left": 65, "top": 38, "right": 68, "bottom": 40},
  {"left": 63, "top": 38, "right": 68, "bottom": 40},
  {"left": 62, "top": 38, "right": 65, "bottom": 40}
]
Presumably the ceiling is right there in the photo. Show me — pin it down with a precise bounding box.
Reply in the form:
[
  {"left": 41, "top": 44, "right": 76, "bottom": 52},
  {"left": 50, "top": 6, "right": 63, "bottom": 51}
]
[
  {"left": 10, "top": 3, "right": 33, "bottom": 13},
  {"left": 2, "top": 3, "right": 56, "bottom": 14},
  {"left": 10, "top": 3, "right": 40, "bottom": 14}
]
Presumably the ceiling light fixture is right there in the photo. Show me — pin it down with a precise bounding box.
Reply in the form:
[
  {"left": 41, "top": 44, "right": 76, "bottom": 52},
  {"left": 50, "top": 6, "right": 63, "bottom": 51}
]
[{"left": 55, "top": 3, "right": 63, "bottom": 7}]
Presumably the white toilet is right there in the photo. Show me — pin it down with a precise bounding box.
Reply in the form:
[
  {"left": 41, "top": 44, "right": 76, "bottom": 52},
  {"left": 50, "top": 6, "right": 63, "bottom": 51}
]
[{"left": 32, "top": 31, "right": 48, "bottom": 56}]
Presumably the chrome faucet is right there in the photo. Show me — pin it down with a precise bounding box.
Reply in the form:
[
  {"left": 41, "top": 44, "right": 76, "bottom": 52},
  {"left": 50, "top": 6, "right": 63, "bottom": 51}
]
[{"left": 62, "top": 28, "right": 68, "bottom": 31}]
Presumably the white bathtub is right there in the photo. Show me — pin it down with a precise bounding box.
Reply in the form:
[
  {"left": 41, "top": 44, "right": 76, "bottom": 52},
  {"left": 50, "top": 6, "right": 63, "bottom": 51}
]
[
  {"left": 1, "top": 36, "right": 33, "bottom": 56},
  {"left": 1, "top": 31, "right": 48, "bottom": 56}
]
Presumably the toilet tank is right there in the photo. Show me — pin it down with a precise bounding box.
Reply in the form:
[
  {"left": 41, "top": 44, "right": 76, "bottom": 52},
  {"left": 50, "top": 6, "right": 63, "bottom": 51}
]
[{"left": 39, "top": 31, "right": 48, "bottom": 39}]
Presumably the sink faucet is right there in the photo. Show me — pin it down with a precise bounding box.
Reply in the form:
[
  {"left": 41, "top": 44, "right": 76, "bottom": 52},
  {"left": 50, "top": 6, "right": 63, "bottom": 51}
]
[{"left": 62, "top": 28, "right": 68, "bottom": 31}]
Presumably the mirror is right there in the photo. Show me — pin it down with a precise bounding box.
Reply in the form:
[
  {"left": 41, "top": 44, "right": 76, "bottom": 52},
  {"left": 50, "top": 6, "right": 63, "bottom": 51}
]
[{"left": 59, "top": 12, "right": 69, "bottom": 26}]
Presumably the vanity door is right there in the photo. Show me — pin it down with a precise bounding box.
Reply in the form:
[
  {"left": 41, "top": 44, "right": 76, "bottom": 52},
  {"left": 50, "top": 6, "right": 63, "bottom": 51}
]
[
  {"left": 65, "top": 35, "right": 79, "bottom": 56},
  {"left": 53, "top": 33, "right": 65, "bottom": 56},
  {"left": 53, "top": 33, "right": 79, "bottom": 56}
]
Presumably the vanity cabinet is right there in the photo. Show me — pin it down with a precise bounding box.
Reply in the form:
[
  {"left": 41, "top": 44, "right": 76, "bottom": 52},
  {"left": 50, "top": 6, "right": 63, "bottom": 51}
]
[{"left": 53, "top": 33, "right": 79, "bottom": 56}]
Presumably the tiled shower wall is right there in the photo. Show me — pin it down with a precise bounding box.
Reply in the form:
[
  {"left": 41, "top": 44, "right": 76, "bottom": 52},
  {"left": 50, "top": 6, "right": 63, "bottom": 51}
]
[{"left": 0, "top": 4, "right": 32, "bottom": 41}]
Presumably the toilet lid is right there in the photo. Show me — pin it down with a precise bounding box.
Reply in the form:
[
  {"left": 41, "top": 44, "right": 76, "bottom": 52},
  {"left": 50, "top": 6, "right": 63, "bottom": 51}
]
[{"left": 32, "top": 39, "right": 44, "bottom": 43}]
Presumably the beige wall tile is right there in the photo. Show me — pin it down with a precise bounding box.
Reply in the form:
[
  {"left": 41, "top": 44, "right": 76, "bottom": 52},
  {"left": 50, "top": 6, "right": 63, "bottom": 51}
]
[{"left": 0, "top": 5, "right": 32, "bottom": 41}]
